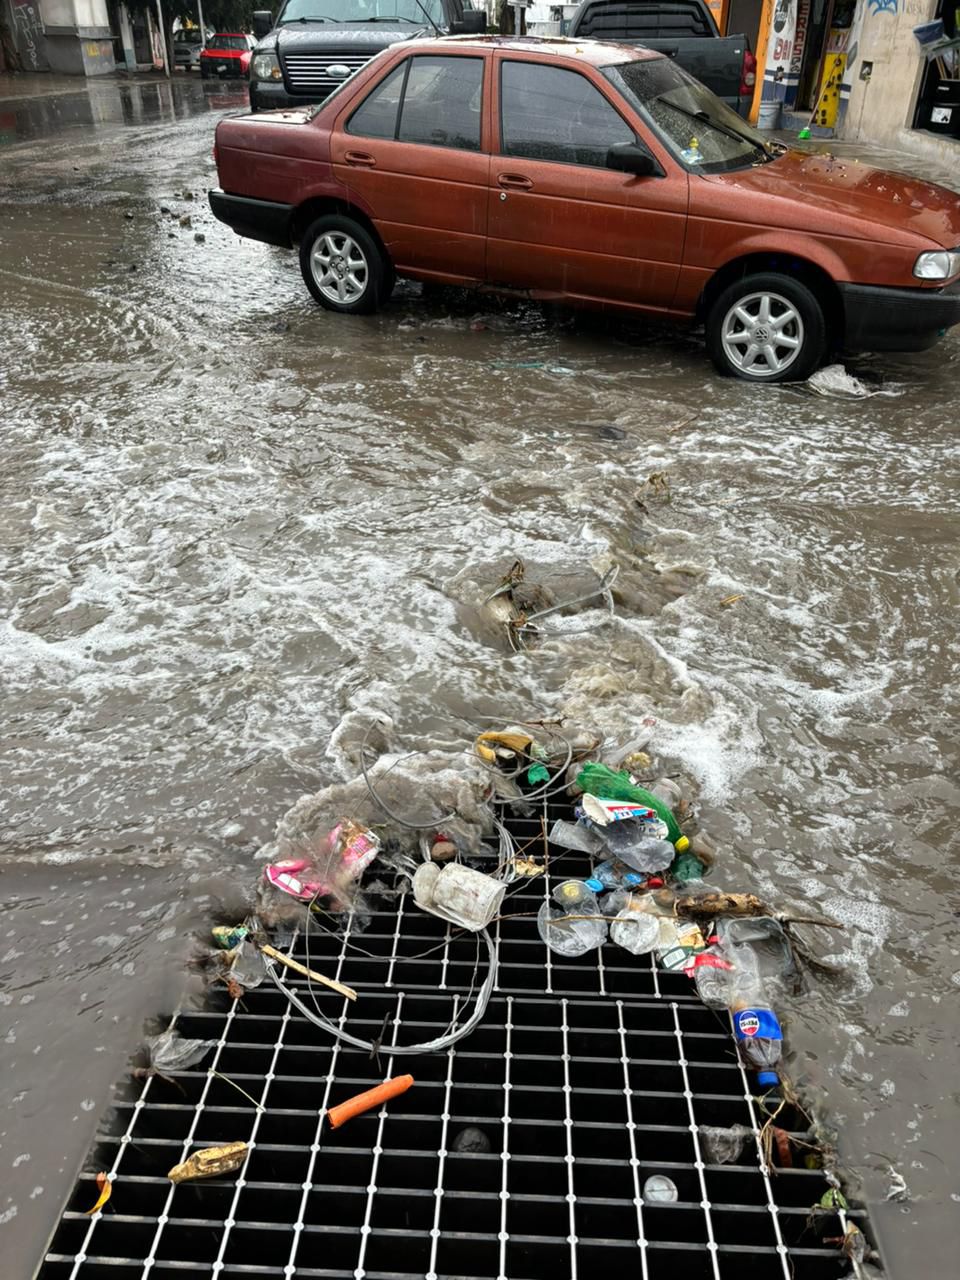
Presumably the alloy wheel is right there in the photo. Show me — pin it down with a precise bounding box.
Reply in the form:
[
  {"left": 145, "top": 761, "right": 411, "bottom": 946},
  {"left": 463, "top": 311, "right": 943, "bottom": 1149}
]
[
  {"left": 310, "top": 232, "right": 369, "bottom": 306},
  {"left": 720, "top": 290, "right": 804, "bottom": 378}
]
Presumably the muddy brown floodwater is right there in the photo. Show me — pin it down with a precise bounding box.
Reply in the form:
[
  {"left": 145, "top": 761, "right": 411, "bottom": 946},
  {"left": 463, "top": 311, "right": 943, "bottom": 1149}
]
[{"left": 1, "top": 74, "right": 959, "bottom": 1280}]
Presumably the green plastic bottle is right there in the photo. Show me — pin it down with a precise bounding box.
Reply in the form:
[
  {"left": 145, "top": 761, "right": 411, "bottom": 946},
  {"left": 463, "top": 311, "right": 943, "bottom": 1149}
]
[{"left": 575, "top": 763, "right": 690, "bottom": 852}]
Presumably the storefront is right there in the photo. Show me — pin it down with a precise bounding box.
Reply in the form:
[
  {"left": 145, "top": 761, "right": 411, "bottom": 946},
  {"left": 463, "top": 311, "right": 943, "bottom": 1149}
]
[
  {"left": 834, "top": 0, "right": 958, "bottom": 161},
  {"left": 912, "top": 2, "right": 960, "bottom": 139}
]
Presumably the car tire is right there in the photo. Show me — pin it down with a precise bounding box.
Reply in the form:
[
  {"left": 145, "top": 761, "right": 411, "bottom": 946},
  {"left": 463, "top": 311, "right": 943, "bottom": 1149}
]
[
  {"left": 299, "top": 215, "right": 390, "bottom": 315},
  {"left": 706, "top": 271, "right": 826, "bottom": 383}
]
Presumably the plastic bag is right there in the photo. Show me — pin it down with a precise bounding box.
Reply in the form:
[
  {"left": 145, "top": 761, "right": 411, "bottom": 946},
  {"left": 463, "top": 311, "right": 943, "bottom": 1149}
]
[
  {"left": 146, "top": 1029, "right": 217, "bottom": 1072},
  {"left": 700, "top": 1124, "right": 752, "bottom": 1165}
]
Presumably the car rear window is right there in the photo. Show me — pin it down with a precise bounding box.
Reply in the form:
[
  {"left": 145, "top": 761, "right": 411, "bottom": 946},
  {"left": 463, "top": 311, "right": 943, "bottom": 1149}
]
[
  {"left": 208, "top": 35, "right": 247, "bottom": 50},
  {"left": 347, "top": 56, "right": 484, "bottom": 153},
  {"left": 576, "top": 1, "right": 713, "bottom": 39}
]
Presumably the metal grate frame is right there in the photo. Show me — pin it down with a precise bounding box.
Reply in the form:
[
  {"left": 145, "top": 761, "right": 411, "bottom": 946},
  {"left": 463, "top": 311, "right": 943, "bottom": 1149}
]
[{"left": 37, "top": 799, "right": 869, "bottom": 1279}]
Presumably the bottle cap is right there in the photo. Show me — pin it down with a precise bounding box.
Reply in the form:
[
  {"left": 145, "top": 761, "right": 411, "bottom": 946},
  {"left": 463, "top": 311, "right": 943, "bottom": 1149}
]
[
  {"left": 584, "top": 878, "right": 604, "bottom": 894},
  {"left": 757, "top": 1071, "right": 779, "bottom": 1088},
  {"left": 674, "top": 835, "right": 690, "bottom": 853}
]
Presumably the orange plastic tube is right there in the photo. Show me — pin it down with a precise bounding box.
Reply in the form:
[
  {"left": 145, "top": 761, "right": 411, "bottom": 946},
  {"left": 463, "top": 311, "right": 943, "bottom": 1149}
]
[{"left": 326, "top": 1074, "right": 415, "bottom": 1129}]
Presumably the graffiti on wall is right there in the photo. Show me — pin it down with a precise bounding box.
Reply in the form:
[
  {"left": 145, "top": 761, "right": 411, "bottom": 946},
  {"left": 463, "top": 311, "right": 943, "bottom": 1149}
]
[
  {"left": 9, "top": 0, "right": 47, "bottom": 71},
  {"left": 867, "top": 0, "right": 898, "bottom": 14}
]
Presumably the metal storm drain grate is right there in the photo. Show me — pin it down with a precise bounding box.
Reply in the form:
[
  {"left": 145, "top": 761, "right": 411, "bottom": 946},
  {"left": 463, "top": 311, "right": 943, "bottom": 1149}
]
[{"left": 37, "top": 801, "right": 871, "bottom": 1280}]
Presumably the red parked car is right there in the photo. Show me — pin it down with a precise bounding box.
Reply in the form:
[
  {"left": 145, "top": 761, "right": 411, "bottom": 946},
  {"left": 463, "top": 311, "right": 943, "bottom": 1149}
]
[
  {"left": 209, "top": 36, "right": 960, "bottom": 381},
  {"left": 200, "top": 33, "right": 254, "bottom": 80}
]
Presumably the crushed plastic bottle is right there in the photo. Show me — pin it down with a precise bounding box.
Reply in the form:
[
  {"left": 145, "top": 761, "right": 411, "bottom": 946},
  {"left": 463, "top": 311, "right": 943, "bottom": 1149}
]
[
  {"left": 548, "top": 818, "right": 603, "bottom": 854},
  {"left": 537, "top": 881, "right": 607, "bottom": 957},
  {"left": 729, "top": 947, "right": 783, "bottom": 1087},
  {"left": 717, "top": 915, "right": 798, "bottom": 990},
  {"left": 599, "top": 820, "right": 675, "bottom": 873}
]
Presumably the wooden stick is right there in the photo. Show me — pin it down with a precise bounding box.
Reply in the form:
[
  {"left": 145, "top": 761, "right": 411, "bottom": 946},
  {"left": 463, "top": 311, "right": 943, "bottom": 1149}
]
[{"left": 259, "top": 943, "right": 357, "bottom": 1001}]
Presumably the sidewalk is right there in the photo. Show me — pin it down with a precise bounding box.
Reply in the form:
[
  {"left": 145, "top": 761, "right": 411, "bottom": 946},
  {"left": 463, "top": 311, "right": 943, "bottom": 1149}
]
[{"left": 0, "top": 68, "right": 181, "bottom": 103}]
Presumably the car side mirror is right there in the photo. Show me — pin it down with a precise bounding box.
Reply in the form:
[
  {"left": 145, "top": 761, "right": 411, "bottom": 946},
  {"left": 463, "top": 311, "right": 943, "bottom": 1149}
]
[
  {"left": 252, "top": 10, "right": 274, "bottom": 38},
  {"left": 606, "top": 142, "right": 663, "bottom": 178},
  {"left": 450, "top": 11, "right": 487, "bottom": 34}
]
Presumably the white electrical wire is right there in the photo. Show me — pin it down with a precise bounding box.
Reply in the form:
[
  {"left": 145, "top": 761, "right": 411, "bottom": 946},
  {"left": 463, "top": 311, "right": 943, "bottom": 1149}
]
[{"left": 265, "top": 925, "right": 498, "bottom": 1056}]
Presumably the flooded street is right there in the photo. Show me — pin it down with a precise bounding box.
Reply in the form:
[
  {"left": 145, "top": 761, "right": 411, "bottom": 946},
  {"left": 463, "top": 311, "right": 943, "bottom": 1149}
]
[{"left": 2, "top": 74, "right": 959, "bottom": 1279}]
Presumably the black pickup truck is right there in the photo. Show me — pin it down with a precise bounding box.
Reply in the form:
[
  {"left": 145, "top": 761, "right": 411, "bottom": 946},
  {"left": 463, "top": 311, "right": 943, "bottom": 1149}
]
[
  {"left": 567, "top": 0, "right": 754, "bottom": 116},
  {"left": 247, "top": 0, "right": 485, "bottom": 113}
]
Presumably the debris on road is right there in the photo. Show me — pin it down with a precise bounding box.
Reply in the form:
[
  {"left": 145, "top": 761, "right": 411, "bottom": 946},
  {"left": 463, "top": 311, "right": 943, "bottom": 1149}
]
[
  {"left": 326, "top": 1075, "right": 415, "bottom": 1129},
  {"left": 83, "top": 1172, "right": 112, "bottom": 1216},
  {"left": 144, "top": 1029, "right": 217, "bottom": 1073},
  {"left": 167, "top": 1142, "right": 248, "bottom": 1184}
]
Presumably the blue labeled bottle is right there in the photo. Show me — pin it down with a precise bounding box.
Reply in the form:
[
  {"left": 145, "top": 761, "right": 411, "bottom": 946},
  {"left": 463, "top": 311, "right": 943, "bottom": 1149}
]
[{"left": 730, "top": 949, "right": 782, "bottom": 1087}]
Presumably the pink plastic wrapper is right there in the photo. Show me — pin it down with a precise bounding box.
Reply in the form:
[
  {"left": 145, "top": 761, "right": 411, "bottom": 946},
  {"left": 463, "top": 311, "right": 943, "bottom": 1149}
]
[{"left": 264, "top": 820, "right": 381, "bottom": 903}]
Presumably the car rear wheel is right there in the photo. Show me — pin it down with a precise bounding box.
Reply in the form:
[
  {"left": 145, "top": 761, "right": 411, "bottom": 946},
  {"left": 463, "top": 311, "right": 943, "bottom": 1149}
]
[
  {"left": 706, "top": 272, "right": 826, "bottom": 383},
  {"left": 299, "top": 215, "right": 391, "bottom": 315}
]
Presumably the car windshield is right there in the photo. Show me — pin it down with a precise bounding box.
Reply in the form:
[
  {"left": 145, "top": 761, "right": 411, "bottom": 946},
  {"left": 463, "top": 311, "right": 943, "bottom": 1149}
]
[
  {"left": 175, "top": 31, "right": 203, "bottom": 44},
  {"left": 603, "top": 57, "right": 783, "bottom": 174},
  {"left": 279, "top": 0, "right": 442, "bottom": 24},
  {"left": 208, "top": 35, "right": 248, "bottom": 50}
]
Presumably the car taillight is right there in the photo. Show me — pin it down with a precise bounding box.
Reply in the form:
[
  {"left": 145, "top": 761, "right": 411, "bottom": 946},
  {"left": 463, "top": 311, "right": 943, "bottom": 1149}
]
[{"left": 741, "top": 49, "right": 757, "bottom": 98}]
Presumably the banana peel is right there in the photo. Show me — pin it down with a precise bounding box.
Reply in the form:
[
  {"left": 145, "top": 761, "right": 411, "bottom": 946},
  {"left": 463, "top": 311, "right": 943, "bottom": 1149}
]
[{"left": 168, "top": 1141, "right": 248, "bottom": 1184}]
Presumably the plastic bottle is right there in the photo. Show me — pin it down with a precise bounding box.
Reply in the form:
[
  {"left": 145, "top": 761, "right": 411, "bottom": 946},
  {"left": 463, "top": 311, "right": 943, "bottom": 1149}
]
[
  {"left": 593, "top": 859, "right": 646, "bottom": 891},
  {"left": 729, "top": 948, "right": 783, "bottom": 1087},
  {"left": 548, "top": 819, "right": 603, "bottom": 855},
  {"left": 599, "top": 820, "right": 675, "bottom": 873},
  {"left": 691, "top": 942, "right": 735, "bottom": 1009},
  {"left": 649, "top": 777, "right": 684, "bottom": 811}
]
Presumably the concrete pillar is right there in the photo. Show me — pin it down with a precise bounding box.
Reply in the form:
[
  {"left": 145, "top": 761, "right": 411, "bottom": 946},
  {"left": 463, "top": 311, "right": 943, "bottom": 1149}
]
[{"left": 38, "top": 0, "right": 117, "bottom": 74}]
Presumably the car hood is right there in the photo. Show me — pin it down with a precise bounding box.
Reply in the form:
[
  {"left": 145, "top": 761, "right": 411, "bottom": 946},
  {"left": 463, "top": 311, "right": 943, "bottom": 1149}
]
[
  {"left": 271, "top": 23, "right": 426, "bottom": 53},
  {"left": 705, "top": 149, "right": 960, "bottom": 249}
]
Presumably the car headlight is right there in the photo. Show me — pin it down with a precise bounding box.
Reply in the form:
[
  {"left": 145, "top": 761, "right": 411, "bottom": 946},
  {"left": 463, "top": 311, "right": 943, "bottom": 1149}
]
[
  {"left": 914, "top": 249, "right": 960, "bottom": 280},
  {"left": 251, "top": 52, "right": 282, "bottom": 82}
]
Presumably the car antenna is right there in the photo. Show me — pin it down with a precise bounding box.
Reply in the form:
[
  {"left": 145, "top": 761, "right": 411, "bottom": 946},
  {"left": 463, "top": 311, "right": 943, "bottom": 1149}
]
[{"left": 412, "top": 0, "right": 442, "bottom": 36}]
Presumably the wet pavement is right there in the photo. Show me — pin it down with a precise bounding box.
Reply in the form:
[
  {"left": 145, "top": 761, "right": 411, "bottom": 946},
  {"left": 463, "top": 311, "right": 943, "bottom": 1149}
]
[{"left": 2, "top": 74, "right": 959, "bottom": 1279}]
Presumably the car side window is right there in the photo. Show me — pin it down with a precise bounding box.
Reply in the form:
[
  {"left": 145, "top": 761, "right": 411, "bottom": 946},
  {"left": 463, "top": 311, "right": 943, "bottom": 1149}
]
[
  {"left": 346, "top": 64, "right": 406, "bottom": 141},
  {"left": 500, "top": 61, "right": 635, "bottom": 169},
  {"left": 397, "top": 57, "right": 483, "bottom": 152}
]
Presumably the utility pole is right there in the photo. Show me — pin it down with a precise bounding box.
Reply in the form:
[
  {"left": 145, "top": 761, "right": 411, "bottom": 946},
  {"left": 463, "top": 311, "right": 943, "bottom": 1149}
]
[
  {"left": 155, "top": 0, "right": 170, "bottom": 76},
  {"left": 197, "top": 0, "right": 207, "bottom": 42}
]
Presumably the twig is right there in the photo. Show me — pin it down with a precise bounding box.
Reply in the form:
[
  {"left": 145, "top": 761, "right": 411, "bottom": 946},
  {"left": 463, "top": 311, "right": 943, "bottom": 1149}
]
[
  {"left": 211, "top": 1071, "right": 265, "bottom": 1112},
  {"left": 259, "top": 943, "right": 357, "bottom": 1001}
]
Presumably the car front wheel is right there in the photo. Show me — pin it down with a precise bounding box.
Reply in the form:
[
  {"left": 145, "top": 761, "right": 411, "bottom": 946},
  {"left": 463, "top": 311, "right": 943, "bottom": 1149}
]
[
  {"left": 299, "top": 215, "right": 391, "bottom": 315},
  {"left": 706, "top": 272, "right": 826, "bottom": 383}
]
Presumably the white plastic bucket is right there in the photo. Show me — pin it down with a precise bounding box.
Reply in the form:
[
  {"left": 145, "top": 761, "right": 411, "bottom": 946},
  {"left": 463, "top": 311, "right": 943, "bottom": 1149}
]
[{"left": 757, "top": 100, "right": 782, "bottom": 131}]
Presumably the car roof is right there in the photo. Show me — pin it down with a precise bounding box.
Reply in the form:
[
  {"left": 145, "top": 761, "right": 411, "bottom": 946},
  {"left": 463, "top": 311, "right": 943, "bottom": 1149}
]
[{"left": 420, "top": 35, "right": 663, "bottom": 66}]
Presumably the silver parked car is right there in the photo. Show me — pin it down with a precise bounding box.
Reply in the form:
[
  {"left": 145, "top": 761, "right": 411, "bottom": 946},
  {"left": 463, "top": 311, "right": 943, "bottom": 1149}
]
[{"left": 173, "top": 29, "right": 208, "bottom": 71}]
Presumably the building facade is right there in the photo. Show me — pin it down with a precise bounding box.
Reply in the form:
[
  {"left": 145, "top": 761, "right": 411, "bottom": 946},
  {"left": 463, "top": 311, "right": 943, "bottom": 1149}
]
[
  {"left": 748, "top": 0, "right": 958, "bottom": 161},
  {"left": 1, "top": 0, "right": 164, "bottom": 74}
]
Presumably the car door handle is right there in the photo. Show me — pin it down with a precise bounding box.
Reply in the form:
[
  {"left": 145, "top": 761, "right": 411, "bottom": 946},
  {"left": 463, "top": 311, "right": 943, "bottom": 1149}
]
[
  {"left": 498, "top": 173, "right": 533, "bottom": 190},
  {"left": 344, "top": 151, "right": 376, "bottom": 168}
]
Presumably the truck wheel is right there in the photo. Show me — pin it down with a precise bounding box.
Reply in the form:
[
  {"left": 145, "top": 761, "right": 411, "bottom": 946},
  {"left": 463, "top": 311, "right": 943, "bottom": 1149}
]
[
  {"left": 706, "top": 272, "right": 826, "bottom": 383},
  {"left": 299, "top": 215, "right": 390, "bottom": 315}
]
